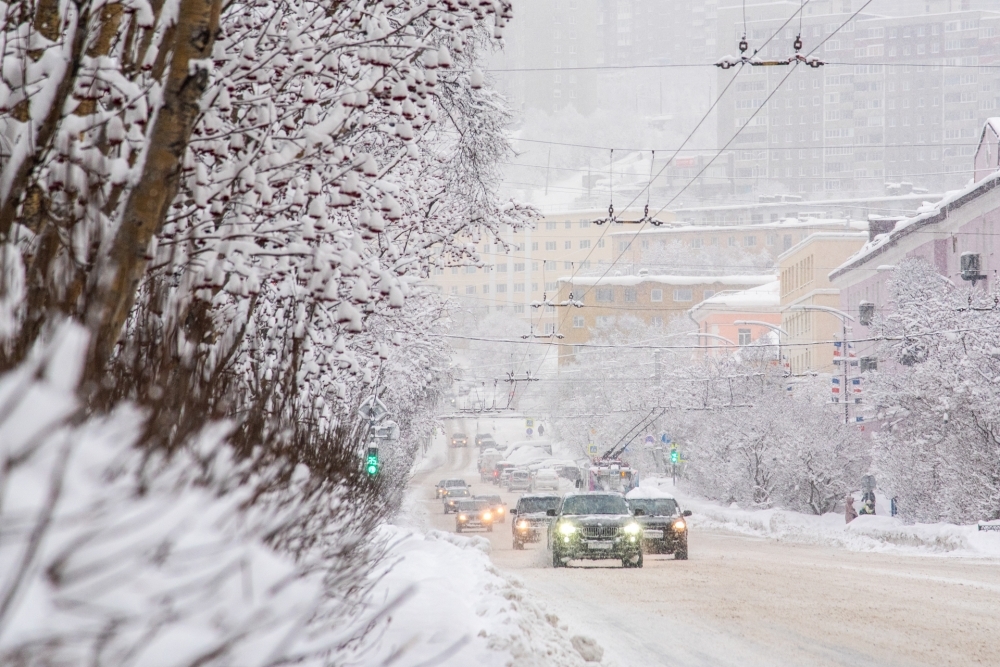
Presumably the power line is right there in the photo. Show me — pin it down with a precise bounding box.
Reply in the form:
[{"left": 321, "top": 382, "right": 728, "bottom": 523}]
[
  {"left": 506, "top": 136, "right": 983, "bottom": 153},
  {"left": 484, "top": 61, "right": 1000, "bottom": 73}
]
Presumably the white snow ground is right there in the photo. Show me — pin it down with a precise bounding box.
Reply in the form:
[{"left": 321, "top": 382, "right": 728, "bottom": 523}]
[{"left": 638, "top": 477, "right": 1000, "bottom": 559}]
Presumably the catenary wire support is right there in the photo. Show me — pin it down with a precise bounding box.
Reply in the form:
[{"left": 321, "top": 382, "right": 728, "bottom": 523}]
[{"left": 593, "top": 149, "right": 618, "bottom": 225}]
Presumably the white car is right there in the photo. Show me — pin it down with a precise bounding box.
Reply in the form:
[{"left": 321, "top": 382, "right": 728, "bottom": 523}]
[
  {"left": 533, "top": 469, "right": 560, "bottom": 491},
  {"left": 507, "top": 470, "right": 532, "bottom": 492}
]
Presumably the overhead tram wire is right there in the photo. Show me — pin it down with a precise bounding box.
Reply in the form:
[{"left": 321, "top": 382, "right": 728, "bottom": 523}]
[
  {"left": 515, "top": 1, "right": 874, "bottom": 379},
  {"left": 484, "top": 61, "right": 1000, "bottom": 73}
]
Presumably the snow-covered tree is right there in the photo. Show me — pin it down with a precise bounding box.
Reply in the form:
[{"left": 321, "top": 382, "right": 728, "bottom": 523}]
[{"left": 867, "top": 258, "right": 1000, "bottom": 524}]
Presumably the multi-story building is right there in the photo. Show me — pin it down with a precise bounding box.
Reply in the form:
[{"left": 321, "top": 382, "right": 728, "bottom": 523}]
[
  {"left": 778, "top": 231, "right": 869, "bottom": 374},
  {"left": 610, "top": 217, "right": 869, "bottom": 271},
  {"left": 554, "top": 273, "right": 776, "bottom": 364},
  {"left": 688, "top": 281, "right": 782, "bottom": 356},
  {"left": 425, "top": 210, "right": 674, "bottom": 332},
  {"left": 717, "top": 1, "right": 1000, "bottom": 200}
]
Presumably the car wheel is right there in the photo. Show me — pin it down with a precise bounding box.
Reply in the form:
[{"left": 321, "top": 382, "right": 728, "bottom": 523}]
[
  {"left": 513, "top": 540, "right": 522, "bottom": 550},
  {"left": 675, "top": 547, "right": 688, "bottom": 560},
  {"left": 487, "top": 525, "right": 493, "bottom": 533},
  {"left": 456, "top": 525, "right": 462, "bottom": 533},
  {"left": 636, "top": 551, "right": 644, "bottom": 568},
  {"left": 552, "top": 550, "right": 565, "bottom": 568}
]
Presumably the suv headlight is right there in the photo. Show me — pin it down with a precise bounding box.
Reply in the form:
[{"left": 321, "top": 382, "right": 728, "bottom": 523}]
[
  {"left": 517, "top": 520, "right": 529, "bottom": 529},
  {"left": 458, "top": 514, "right": 467, "bottom": 521},
  {"left": 483, "top": 512, "right": 492, "bottom": 521},
  {"left": 558, "top": 522, "right": 577, "bottom": 536},
  {"left": 673, "top": 520, "right": 687, "bottom": 531},
  {"left": 623, "top": 522, "right": 642, "bottom": 535}
]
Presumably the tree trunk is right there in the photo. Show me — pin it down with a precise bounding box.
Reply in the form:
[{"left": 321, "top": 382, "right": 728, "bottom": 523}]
[{"left": 84, "top": 0, "right": 221, "bottom": 381}]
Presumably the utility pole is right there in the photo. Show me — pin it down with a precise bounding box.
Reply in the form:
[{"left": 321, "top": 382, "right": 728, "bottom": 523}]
[{"left": 544, "top": 147, "right": 551, "bottom": 196}]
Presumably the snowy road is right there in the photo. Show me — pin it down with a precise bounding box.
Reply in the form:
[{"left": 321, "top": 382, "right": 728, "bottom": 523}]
[{"left": 414, "top": 418, "right": 1000, "bottom": 667}]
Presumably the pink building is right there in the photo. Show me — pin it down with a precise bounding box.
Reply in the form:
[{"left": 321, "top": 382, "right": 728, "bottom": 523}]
[
  {"left": 688, "top": 281, "right": 782, "bottom": 358},
  {"left": 830, "top": 119, "right": 1000, "bottom": 360}
]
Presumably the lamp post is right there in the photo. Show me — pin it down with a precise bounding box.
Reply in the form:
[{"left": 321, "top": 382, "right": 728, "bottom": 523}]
[
  {"left": 789, "top": 304, "right": 855, "bottom": 424},
  {"left": 685, "top": 331, "right": 737, "bottom": 355},
  {"left": 733, "top": 320, "right": 789, "bottom": 370}
]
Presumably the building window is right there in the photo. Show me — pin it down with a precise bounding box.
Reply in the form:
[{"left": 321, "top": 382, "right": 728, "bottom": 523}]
[
  {"left": 738, "top": 328, "right": 752, "bottom": 346},
  {"left": 434, "top": 267, "right": 444, "bottom": 275},
  {"left": 546, "top": 241, "right": 557, "bottom": 250},
  {"left": 595, "top": 287, "right": 614, "bottom": 302},
  {"left": 466, "top": 266, "right": 476, "bottom": 274},
  {"left": 531, "top": 283, "right": 539, "bottom": 292},
  {"left": 482, "top": 285, "right": 489, "bottom": 294},
  {"left": 673, "top": 288, "right": 693, "bottom": 302},
  {"left": 596, "top": 316, "right": 614, "bottom": 327},
  {"left": 451, "top": 267, "right": 459, "bottom": 274},
  {"left": 450, "top": 286, "right": 458, "bottom": 294},
  {"left": 650, "top": 316, "right": 664, "bottom": 327},
  {"left": 618, "top": 241, "right": 630, "bottom": 251},
  {"left": 532, "top": 242, "right": 538, "bottom": 251},
  {"left": 744, "top": 235, "right": 757, "bottom": 247},
  {"left": 580, "top": 240, "right": 591, "bottom": 249},
  {"left": 514, "top": 284, "right": 525, "bottom": 292},
  {"left": 573, "top": 316, "right": 585, "bottom": 328},
  {"left": 649, "top": 289, "right": 662, "bottom": 302},
  {"left": 624, "top": 288, "right": 637, "bottom": 302},
  {"left": 545, "top": 323, "right": 556, "bottom": 334},
  {"left": 728, "top": 236, "right": 736, "bottom": 247},
  {"left": 703, "top": 290, "right": 715, "bottom": 299},
  {"left": 579, "top": 220, "right": 591, "bottom": 228},
  {"left": 497, "top": 263, "right": 507, "bottom": 272},
  {"left": 545, "top": 281, "right": 558, "bottom": 291},
  {"left": 544, "top": 260, "right": 556, "bottom": 269},
  {"left": 564, "top": 240, "right": 572, "bottom": 250},
  {"left": 466, "top": 285, "right": 476, "bottom": 294},
  {"left": 514, "top": 263, "right": 525, "bottom": 272},
  {"left": 597, "top": 239, "right": 605, "bottom": 248},
  {"left": 514, "top": 304, "right": 525, "bottom": 313},
  {"left": 564, "top": 261, "right": 573, "bottom": 269},
  {"left": 497, "top": 284, "right": 507, "bottom": 293},
  {"left": 546, "top": 221, "right": 557, "bottom": 229}
]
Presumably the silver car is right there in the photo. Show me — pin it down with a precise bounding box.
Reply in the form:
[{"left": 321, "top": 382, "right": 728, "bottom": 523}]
[{"left": 507, "top": 469, "right": 531, "bottom": 492}]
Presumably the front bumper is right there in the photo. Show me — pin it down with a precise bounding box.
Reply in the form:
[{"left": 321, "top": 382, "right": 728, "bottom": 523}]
[
  {"left": 552, "top": 535, "right": 642, "bottom": 560},
  {"left": 457, "top": 519, "right": 491, "bottom": 530},
  {"left": 513, "top": 521, "right": 549, "bottom": 543},
  {"left": 640, "top": 525, "right": 688, "bottom": 553}
]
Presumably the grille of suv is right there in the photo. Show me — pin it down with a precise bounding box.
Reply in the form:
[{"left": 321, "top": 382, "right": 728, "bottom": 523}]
[{"left": 583, "top": 525, "right": 619, "bottom": 539}]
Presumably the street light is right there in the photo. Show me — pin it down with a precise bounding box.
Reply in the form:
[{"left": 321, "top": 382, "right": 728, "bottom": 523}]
[
  {"left": 788, "top": 304, "right": 854, "bottom": 423},
  {"left": 734, "top": 320, "right": 789, "bottom": 367},
  {"left": 686, "top": 332, "right": 737, "bottom": 348}
]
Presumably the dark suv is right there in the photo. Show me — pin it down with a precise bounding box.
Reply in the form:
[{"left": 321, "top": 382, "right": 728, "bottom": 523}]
[
  {"left": 450, "top": 433, "right": 469, "bottom": 448},
  {"left": 626, "top": 494, "right": 692, "bottom": 560},
  {"left": 547, "top": 492, "right": 644, "bottom": 568},
  {"left": 510, "top": 494, "right": 561, "bottom": 550}
]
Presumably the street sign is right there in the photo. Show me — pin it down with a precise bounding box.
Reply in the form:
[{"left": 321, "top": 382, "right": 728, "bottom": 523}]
[
  {"left": 661, "top": 433, "right": 671, "bottom": 444},
  {"left": 358, "top": 396, "right": 389, "bottom": 423},
  {"left": 526, "top": 428, "right": 533, "bottom": 436},
  {"left": 525, "top": 418, "right": 534, "bottom": 428},
  {"left": 587, "top": 443, "right": 598, "bottom": 456},
  {"left": 644, "top": 435, "right": 655, "bottom": 444}
]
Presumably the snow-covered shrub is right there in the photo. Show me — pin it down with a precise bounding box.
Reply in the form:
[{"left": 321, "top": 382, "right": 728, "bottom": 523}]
[
  {"left": 867, "top": 258, "right": 1000, "bottom": 524},
  {"left": 0, "top": 325, "right": 403, "bottom": 667}
]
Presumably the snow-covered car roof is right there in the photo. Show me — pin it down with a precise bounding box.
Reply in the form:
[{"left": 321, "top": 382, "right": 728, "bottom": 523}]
[
  {"left": 480, "top": 448, "right": 499, "bottom": 455},
  {"left": 625, "top": 486, "right": 676, "bottom": 500},
  {"left": 519, "top": 492, "right": 562, "bottom": 499}
]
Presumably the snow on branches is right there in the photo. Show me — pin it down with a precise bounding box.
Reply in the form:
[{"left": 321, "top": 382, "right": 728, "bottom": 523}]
[{"left": 866, "top": 258, "right": 1000, "bottom": 524}]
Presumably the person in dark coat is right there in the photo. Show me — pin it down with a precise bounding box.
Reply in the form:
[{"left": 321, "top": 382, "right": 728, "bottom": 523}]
[{"left": 845, "top": 495, "right": 858, "bottom": 524}]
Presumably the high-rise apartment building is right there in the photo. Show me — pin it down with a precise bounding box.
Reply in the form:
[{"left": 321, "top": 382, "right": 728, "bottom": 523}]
[{"left": 717, "top": 2, "right": 1000, "bottom": 199}]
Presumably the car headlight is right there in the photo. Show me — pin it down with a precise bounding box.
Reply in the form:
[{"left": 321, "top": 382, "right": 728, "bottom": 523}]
[
  {"left": 673, "top": 520, "right": 687, "bottom": 531},
  {"left": 497, "top": 507, "right": 504, "bottom": 514},
  {"left": 623, "top": 522, "right": 642, "bottom": 535},
  {"left": 558, "top": 522, "right": 577, "bottom": 536},
  {"left": 483, "top": 512, "right": 492, "bottom": 521},
  {"left": 517, "top": 520, "right": 529, "bottom": 529},
  {"left": 458, "top": 514, "right": 467, "bottom": 521}
]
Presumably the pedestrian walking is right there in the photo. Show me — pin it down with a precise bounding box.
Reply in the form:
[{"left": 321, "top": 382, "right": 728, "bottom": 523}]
[{"left": 845, "top": 495, "right": 858, "bottom": 524}]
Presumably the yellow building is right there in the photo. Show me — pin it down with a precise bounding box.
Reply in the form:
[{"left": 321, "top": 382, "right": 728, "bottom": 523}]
[
  {"left": 610, "top": 217, "right": 869, "bottom": 272},
  {"left": 779, "top": 232, "right": 869, "bottom": 375},
  {"left": 555, "top": 273, "right": 776, "bottom": 365},
  {"left": 425, "top": 209, "right": 675, "bottom": 332}
]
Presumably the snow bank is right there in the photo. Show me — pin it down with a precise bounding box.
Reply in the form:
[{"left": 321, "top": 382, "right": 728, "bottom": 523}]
[
  {"left": 642, "top": 479, "right": 1000, "bottom": 558},
  {"left": 367, "top": 527, "right": 598, "bottom": 666}
]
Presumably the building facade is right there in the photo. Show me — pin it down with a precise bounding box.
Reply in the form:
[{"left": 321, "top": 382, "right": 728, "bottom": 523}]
[{"left": 688, "top": 281, "right": 783, "bottom": 357}]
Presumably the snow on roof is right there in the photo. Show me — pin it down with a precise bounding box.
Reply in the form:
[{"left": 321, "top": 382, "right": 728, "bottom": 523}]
[
  {"left": 626, "top": 486, "right": 676, "bottom": 500},
  {"left": 830, "top": 170, "right": 1000, "bottom": 280},
  {"left": 692, "top": 280, "right": 781, "bottom": 310},
  {"left": 558, "top": 274, "right": 776, "bottom": 287},
  {"left": 775, "top": 231, "right": 869, "bottom": 262}
]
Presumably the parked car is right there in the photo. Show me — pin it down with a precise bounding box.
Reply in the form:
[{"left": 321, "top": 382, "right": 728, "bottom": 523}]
[
  {"left": 533, "top": 469, "right": 560, "bottom": 492},
  {"left": 443, "top": 487, "right": 471, "bottom": 513}
]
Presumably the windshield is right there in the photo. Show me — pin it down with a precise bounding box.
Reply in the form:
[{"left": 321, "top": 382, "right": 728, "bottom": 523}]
[
  {"left": 518, "top": 497, "right": 561, "bottom": 513},
  {"left": 482, "top": 496, "right": 502, "bottom": 504},
  {"left": 561, "top": 494, "right": 629, "bottom": 515},
  {"left": 447, "top": 488, "right": 469, "bottom": 497},
  {"left": 445, "top": 479, "right": 466, "bottom": 486},
  {"left": 457, "top": 500, "right": 488, "bottom": 511},
  {"left": 628, "top": 498, "right": 679, "bottom": 516}
]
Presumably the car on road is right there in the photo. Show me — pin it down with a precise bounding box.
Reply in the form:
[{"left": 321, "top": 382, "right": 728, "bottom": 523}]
[
  {"left": 547, "top": 492, "right": 644, "bottom": 568},
  {"left": 533, "top": 469, "right": 560, "bottom": 492},
  {"left": 450, "top": 432, "right": 469, "bottom": 448},
  {"left": 478, "top": 494, "right": 507, "bottom": 523},
  {"left": 625, "top": 488, "right": 692, "bottom": 560},
  {"left": 479, "top": 448, "right": 502, "bottom": 482},
  {"left": 475, "top": 433, "right": 495, "bottom": 447},
  {"left": 455, "top": 499, "right": 494, "bottom": 533},
  {"left": 510, "top": 494, "right": 562, "bottom": 549},
  {"left": 507, "top": 469, "right": 532, "bottom": 492},
  {"left": 443, "top": 487, "right": 471, "bottom": 513},
  {"left": 494, "top": 462, "right": 515, "bottom": 486},
  {"left": 435, "top": 478, "right": 468, "bottom": 499}
]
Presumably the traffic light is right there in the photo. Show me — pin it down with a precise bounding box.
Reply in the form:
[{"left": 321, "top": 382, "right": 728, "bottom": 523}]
[
  {"left": 670, "top": 447, "right": 679, "bottom": 465},
  {"left": 365, "top": 446, "right": 379, "bottom": 477}
]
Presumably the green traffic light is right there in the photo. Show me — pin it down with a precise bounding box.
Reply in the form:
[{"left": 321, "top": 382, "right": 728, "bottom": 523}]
[
  {"left": 670, "top": 449, "right": 679, "bottom": 464},
  {"left": 365, "top": 449, "right": 379, "bottom": 476}
]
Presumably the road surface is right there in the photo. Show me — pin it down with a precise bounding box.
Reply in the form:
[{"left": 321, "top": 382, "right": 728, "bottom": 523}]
[{"left": 415, "top": 418, "right": 1000, "bottom": 666}]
